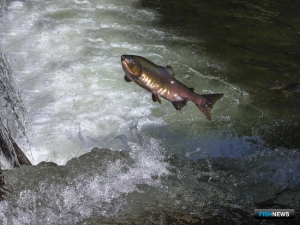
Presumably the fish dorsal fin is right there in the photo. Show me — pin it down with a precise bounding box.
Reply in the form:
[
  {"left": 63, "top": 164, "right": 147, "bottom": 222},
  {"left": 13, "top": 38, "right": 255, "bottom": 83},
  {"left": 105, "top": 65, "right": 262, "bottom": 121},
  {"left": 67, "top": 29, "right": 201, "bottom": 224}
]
[{"left": 163, "top": 65, "right": 175, "bottom": 77}]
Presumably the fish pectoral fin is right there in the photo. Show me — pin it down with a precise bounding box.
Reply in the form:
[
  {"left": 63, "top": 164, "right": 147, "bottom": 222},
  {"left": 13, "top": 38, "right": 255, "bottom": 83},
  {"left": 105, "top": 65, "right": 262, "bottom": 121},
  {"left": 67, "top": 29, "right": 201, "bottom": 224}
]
[
  {"left": 124, "top": 75, "right": 132, "bottom": 82},
  {"left": 172, "top": 100, "right": 187, "bottom": 111},
  {"left": 152, "top": 94, "right": 161, "bottom": 104}
]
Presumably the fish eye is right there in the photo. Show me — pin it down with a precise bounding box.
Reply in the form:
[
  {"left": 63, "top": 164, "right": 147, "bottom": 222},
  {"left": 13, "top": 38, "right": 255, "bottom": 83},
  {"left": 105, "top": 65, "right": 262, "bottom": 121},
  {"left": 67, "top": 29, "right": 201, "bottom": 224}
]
[{"left": 129, "top": 59, "right": 135, "bottom": 66}]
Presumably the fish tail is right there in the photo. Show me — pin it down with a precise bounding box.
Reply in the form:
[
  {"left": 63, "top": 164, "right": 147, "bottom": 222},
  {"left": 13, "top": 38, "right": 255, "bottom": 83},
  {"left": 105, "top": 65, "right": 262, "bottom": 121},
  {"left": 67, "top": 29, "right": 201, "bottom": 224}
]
[{"left": 194, "top": 93, "right": 224, "bottom": 121}]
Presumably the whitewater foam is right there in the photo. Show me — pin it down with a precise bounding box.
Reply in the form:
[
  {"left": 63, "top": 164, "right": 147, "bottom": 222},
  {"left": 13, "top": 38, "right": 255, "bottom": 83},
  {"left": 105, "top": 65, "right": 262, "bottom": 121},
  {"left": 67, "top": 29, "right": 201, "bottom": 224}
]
[
  {"left": 0, "top": 0, "right": 253, "bottom": 166},
  {"left": 0, "top": 138, "right": 170, "bottom": 224}
]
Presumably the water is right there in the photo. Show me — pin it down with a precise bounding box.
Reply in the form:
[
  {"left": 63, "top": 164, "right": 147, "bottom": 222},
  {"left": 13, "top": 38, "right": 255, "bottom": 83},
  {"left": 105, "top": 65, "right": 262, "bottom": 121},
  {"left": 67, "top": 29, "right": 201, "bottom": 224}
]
[
  {"left": 1, "top": 0, "right": 253, "bottom": 164},
  {"left": 0, "top": 0, "right": 299, "bottom": 224},
  {"left": 141, "top": 0, "right": 300, "bottom": 123},
  {"left": 0, "top": 26, "right": 29, "bottom": 168}
]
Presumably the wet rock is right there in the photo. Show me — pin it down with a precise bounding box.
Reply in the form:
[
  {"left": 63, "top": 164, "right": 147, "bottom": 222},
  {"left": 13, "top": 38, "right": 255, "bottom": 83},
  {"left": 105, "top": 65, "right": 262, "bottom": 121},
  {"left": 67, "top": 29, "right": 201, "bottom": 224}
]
[{"left": 0, "top": 119, "right": 31, "bottom": 168}]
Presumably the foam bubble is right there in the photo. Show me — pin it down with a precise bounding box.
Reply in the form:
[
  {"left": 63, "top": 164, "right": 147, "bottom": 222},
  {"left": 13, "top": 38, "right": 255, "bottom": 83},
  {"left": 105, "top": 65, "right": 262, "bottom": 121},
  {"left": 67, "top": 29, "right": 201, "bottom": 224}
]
[
  {"left": 1, "top": 0, "right": 252, "bottom": 166},
  {"left": 0, "top": 138, "right": 170, "bottom": 223}
]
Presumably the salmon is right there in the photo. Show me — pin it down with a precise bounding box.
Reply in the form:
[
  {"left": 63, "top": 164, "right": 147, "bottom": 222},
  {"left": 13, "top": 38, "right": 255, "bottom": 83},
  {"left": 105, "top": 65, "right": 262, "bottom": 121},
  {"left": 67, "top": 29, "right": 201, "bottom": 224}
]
[{"left": 121, "top": 55, "right": 223, "bottom": 120}]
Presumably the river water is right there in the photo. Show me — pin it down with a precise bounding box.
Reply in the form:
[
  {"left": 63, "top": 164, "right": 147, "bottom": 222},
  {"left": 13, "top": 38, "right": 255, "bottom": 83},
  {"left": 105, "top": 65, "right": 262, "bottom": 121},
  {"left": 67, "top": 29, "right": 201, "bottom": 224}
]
[{"left": 0, "top": 0, "right": 299, "bottom": 224}]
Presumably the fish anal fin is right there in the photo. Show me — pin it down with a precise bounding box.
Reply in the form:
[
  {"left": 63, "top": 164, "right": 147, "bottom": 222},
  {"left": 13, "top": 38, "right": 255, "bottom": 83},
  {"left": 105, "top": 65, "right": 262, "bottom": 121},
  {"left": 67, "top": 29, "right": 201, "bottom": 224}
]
[
  {"left": 172, "top": 100, "right": 187, "bottom": 111},
  {"left": 152, "top": 94, "right": 161, "bottom": 104},
  {"left": 124, "top": 75, "right": 132, "bottom": 82}
]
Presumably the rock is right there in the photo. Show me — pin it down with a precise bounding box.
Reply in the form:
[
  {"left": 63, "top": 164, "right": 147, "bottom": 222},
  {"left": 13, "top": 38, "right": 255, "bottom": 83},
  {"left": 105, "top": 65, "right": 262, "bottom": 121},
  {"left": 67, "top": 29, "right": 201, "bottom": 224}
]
[{"left": 0, "top": 119, "right": 31, "bottom": 168}]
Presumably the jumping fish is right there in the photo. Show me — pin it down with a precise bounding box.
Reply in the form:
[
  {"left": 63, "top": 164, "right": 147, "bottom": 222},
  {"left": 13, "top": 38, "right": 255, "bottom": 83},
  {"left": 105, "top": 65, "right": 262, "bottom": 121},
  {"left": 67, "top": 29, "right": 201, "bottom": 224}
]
[{"left": 121, "top": 55, "right": 224, "bottom": 120}]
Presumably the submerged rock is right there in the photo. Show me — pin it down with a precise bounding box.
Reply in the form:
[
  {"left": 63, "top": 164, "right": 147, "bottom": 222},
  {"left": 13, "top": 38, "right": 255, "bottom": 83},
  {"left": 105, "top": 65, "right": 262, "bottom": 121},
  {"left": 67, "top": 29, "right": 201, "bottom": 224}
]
[
  {"left": 254, "top": 81, "right": 300, "bottom": 98},
  {"left": 0, "top": 147, "right": 299, "bottom": 224},
  {"left": 282, "top": 83, "right": 300, "bottom": 97}
]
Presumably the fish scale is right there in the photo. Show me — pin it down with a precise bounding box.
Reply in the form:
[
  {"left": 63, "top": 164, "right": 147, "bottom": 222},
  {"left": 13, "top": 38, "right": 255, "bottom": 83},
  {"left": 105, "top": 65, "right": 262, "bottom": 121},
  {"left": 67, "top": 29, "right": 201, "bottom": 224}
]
[{"left": 121, "top": 55, "right": 223, "bottom": 121}]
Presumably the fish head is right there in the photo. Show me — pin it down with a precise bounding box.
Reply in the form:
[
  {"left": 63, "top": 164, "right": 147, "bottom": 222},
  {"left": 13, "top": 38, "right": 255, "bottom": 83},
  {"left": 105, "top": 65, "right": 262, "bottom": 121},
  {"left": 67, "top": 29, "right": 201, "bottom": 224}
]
[{"left": 121, "top": 55, "right": 143, "bottom": 77}]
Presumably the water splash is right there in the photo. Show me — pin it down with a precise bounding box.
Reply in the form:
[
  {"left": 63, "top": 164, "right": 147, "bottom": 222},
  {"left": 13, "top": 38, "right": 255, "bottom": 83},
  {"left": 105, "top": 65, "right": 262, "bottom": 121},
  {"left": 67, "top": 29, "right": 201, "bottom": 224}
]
[{"left": 0, "top": 138, "right": 170, "bottom": 224}]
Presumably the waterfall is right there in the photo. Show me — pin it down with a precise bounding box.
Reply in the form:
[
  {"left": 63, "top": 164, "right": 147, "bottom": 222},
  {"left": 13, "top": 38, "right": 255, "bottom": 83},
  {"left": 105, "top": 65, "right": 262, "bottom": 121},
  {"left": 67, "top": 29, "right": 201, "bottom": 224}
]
[{"left": 0, "top": 46, "right": 31, "bottom": 168}]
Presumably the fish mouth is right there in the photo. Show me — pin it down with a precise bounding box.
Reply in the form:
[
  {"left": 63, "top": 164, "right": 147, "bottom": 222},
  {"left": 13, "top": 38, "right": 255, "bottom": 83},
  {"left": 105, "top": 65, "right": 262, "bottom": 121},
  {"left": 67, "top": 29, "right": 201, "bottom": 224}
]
[
  {"left": 121, "top": 55, "right": 132, "bottom": 74},
  {"left": 121, "top": 55, "right": 128, "bottom": 65},
  {"left": 121, "top": 55, "right": 126, "bottom": 63}
]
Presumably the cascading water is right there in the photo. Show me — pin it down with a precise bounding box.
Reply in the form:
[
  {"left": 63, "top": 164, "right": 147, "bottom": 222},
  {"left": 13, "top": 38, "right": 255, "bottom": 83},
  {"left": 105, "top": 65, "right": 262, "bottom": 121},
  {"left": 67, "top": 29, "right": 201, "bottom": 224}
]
[
  {"left": 0, "top": 0, "right": 299, "bottom": 224},
  {"left": 0, "top": 42, "right": 30, "bottom": 168}
]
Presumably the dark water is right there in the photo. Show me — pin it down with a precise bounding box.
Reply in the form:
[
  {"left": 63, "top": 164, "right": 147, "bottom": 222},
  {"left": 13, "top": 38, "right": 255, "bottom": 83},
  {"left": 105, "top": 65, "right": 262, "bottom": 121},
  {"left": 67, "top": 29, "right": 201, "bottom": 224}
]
[
  {"left": 139, "top": 0, "right": 300, "bottom": 91},
  {"left": 138, "top": 0, "right": 300, "bottom": 150},
  {"left": 137, "top": 1, "right": 300, "bottom": 223}
]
